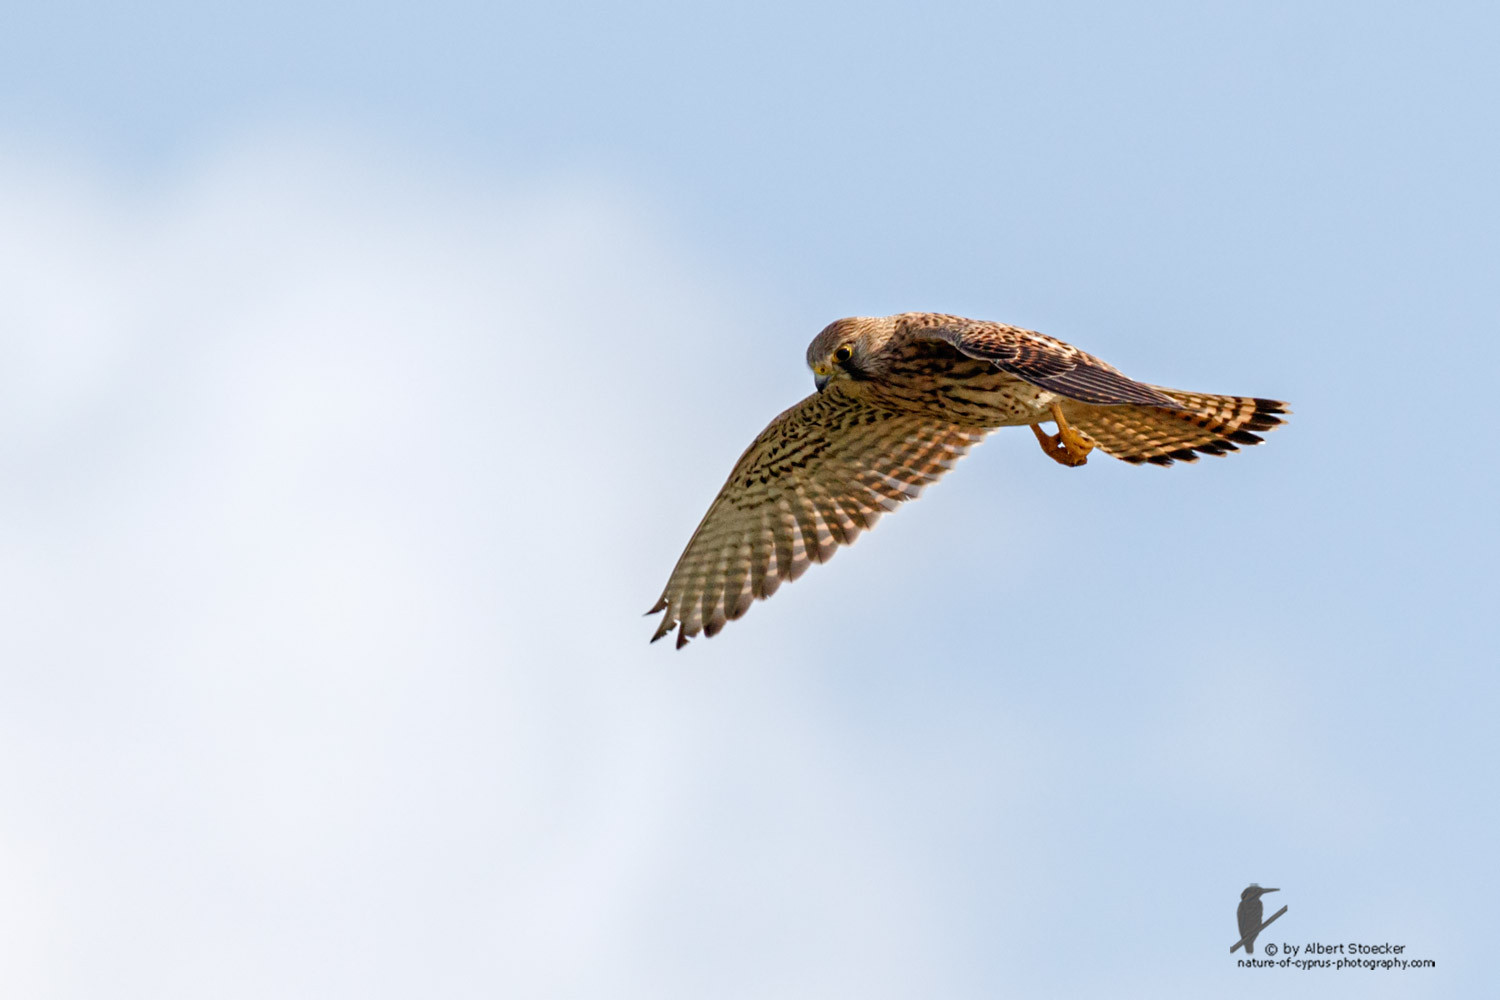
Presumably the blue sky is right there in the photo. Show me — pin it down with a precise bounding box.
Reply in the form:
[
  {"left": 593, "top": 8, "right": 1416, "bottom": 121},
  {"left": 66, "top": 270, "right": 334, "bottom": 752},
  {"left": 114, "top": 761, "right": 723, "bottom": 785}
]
[{"left": 1, "top": 2, "right": 1496, "bottom": 997}]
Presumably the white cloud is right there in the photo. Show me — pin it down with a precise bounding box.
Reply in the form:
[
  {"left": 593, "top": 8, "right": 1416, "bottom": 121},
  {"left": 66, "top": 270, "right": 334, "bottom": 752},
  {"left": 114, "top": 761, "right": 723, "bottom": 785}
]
[{"left": 0, "top": 137, "right": 997, "bottom": 999}]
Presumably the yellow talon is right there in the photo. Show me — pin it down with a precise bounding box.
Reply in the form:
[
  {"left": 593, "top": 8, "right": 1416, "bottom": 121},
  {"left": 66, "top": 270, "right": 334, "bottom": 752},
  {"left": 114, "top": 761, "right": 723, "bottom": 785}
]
[{"left": 1030, "top": 402, "right": 1094, "bottom": 467}]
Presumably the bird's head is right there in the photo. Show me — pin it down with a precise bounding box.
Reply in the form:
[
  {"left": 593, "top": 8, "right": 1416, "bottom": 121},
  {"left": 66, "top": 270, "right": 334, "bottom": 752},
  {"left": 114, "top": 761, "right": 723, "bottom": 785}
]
[
  {"left": 806, "top": 316, "right": 896, "bottom": 392},
  {"left": 1241, "top": 884, "right": 1279, "bottom": 901}
]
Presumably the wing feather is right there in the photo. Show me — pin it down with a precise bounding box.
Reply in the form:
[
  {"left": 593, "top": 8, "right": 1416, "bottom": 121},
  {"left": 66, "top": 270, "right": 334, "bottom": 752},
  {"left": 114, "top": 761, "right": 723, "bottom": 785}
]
[
  {"left": 902, "top": 313, "right": 1181, "bottom": 408},
  {"left": 1061, "top": 391, "right": 1289, "bottom": 466},
  {"left": 649, "top": 385, "right": 984, "bottom": 647}
]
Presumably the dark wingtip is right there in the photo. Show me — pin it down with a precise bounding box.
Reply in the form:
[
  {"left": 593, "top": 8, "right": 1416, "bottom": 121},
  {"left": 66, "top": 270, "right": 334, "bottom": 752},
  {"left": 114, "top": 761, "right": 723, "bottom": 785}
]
[
  {"left": 1244, "top": 399, "right": 1289, "bottom": 431},
  {"left": 1132, "top": 395, "right": 1289, "bottom": 469},
  {"left": 649, "top": 607, "right": 676, "bottom": 644},
  {"left": 646, "top": 596, "right": 668, "bottom": 615}
]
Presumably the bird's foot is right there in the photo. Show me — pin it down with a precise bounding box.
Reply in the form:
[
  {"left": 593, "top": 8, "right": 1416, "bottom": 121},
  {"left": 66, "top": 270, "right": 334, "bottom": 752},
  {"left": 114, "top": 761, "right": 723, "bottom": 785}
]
[{"left": 1030, "top": 403, "right": 1094, "bottom": 467}]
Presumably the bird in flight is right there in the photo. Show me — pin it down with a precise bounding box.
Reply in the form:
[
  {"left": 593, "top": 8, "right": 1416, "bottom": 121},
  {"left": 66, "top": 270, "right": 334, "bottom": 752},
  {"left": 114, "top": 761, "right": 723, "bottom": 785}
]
[{"left": 648, "top": 313, "right": 1288, "bottom": 648}]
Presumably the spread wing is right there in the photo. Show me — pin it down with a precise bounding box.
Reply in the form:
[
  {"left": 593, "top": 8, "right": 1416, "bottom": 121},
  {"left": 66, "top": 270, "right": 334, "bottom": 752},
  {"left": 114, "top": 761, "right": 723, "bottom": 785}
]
[
  {"left": 648, "top": 384, "right": 986, "bottom": 648},
  {"left": 903, "top": 313, "right": 1181, "bottom": 408}
]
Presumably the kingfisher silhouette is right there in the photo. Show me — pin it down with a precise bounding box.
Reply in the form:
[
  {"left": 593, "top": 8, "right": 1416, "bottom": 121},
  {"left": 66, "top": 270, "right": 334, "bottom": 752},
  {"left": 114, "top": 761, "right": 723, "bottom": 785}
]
[{"left": 1235, "top": 885, "right": 1280, "bottom": 953}]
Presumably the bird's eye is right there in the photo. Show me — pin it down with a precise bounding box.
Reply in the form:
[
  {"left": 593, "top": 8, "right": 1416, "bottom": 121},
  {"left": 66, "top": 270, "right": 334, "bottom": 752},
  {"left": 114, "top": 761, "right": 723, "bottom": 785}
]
[{"left": 833, "top": 345, "right": 853, "bottom": 363}]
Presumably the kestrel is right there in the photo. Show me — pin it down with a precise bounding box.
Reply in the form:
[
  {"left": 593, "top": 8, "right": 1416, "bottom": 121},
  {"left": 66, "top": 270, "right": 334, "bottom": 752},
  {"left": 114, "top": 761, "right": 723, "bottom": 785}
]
[{"left": 648, "top": 313, "right": 1288, "bottom": 648}]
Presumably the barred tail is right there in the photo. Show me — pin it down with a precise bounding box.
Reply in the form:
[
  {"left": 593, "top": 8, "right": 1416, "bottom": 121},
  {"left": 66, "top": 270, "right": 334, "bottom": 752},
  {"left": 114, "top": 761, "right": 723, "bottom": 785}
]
[{"left": 1059, "top": 389, "right": 1289, "bottom": 467}]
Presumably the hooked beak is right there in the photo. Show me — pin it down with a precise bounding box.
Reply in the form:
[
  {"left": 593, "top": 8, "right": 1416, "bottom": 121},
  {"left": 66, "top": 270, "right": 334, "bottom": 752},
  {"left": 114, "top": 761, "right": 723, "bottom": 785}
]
[{"left": 814, "top": 371, "right": 830, "bottom": 392}]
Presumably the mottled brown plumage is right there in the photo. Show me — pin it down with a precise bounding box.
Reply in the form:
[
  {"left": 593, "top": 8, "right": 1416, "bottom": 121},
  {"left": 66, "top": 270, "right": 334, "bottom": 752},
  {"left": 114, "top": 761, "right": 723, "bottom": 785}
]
[{"left": 649, "top": 313, "right": 1288, "bottom": 647}]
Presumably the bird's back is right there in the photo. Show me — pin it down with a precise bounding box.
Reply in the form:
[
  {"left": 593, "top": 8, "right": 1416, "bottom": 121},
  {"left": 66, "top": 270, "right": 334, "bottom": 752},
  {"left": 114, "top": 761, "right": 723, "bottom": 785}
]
[{"left": 869, "top": 338, "right": 1060, "bottom": 428}]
